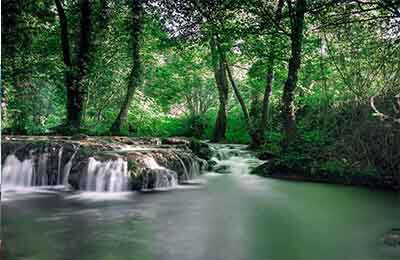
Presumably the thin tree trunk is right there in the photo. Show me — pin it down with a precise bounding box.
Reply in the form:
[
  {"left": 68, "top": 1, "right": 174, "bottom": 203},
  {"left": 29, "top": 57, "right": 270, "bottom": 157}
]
[
  {"left": 110, "top": 0, "right": 142, "bottom": 135},
  {"left": 281, "top": 0, "right": 306, "bottom": 150},
  {"left": 252, "top": 0, "right": 285, "bottom": 147},
  {"left": 226, "top": 63, "right": 263, "bottom": 146},
  {"left": 210, "top": 35, "right": 229, "bottom": 142},
  {"left": 226, "top": 64, "right": 250, "bottom": 126}
]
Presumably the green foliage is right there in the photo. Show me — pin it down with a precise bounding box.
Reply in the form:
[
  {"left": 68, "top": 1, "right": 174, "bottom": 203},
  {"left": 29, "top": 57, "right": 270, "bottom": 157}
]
[{"left": 2, "top": 0, "right": 399, "bottom": 182}]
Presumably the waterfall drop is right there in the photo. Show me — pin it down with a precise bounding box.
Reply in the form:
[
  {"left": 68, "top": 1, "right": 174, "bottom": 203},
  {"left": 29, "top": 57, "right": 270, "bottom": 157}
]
[
  {"left": 84, "top": 158, "right": 130, "bottom": 192},
  {"left": 2, "top": 155, "right": 34, "bottom": 187}
]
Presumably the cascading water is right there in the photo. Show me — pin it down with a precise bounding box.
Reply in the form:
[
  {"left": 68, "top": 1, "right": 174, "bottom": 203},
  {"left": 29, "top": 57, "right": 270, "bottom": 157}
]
[
  {"left": 175, "top": 155, "right": 190, "bottom": 181},
  {"left": 2, "top": 155, "right": 34, "bottom": 187},
  {"left": 141, "top": 156, "right": 178, "bottom": 190},
  {"left": 2, "top": 146, "right": 79, "bottom": 188},
  {"left": 57, "top": 147, "right": 64, "bottom": 184},
  {"left": 84, "top": 157, "right": 130, "bottom": 192},
  {"left": 209, "top": 144, "right": 264, "bottom": 175},
  {"left": 62, "top": 150, "right": 78, "bottom": 185},
  {"left": 37, "top": 152, "right": 49, "bottom": 186},
  {"left": 2, "top": 142, "right": 205, "bottom": 192}
]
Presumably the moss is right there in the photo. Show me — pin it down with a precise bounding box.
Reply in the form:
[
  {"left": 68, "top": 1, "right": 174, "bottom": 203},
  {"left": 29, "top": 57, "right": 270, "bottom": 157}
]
[{"left": 127, "top": 159, "right": 139, "bottom": 174}]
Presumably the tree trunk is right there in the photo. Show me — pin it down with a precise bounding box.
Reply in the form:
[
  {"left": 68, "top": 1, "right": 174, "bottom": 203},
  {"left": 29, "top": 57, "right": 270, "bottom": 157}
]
[
  {"left": 110, "top": 0, "right": 143, "bottom": 135},
  {"left": 55, "top": 0, "right": 92, "bottom": 132},
  {"left": 281, "top": 0, "right": 306, "bottom": 150},
  {"left": 210, "top": 36, "right": 229, "bottom": 142},
  {"left": 225, "top": 63, "right": 263, "bottom": 147},
  {"left": 251, "top": 0, "right": 285, "bottom": 147}
]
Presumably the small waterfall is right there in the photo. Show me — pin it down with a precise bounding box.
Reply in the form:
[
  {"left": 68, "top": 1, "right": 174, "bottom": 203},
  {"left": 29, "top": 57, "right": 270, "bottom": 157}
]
[
  {"left": 2, "top": 155, "right": 34, "bottom": 187},
  {"left": 57, "top": 147, "right": 64, "bottom": 184},
  {"left": 211, "top": 144, "right": 250, "bottom": 161},
  {"left": 209, "top": 144, "right": 264, "bottom": 175},
  {"left": 84, "top": 158, "right": 130, "bottom": 192},
  {"left": 62, "top": 150, "right": 78, "bottom": 185},
  {"left": 2, "top": 145, "right": 79, "bottom": 188},
  {"left": 37, "top": 152, "right": 49, "bottom": 186},
  {"left": 175, "top": 155, "right": 190, "bottom": 181},
  {"left": 142, "top": 156, "right": 178, "bottom": 190}
]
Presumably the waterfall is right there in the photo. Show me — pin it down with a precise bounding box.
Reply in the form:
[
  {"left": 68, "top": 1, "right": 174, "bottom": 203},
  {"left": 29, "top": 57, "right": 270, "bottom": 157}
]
[
  {"left": 2, "top": 155, "right": 34, "bottom": 187},
  {"left": 208, "top": 144, "right": 264, "bottom": 175},
  {"left": 84, "top": 158, "right": 130, "bottom": 192},
  {"left": 142, "top": 156, "right": 178, "bottom": 190},
  {"left": 175, "top": 155, "right": 190, "bottom": 181},
  {"left": 37, "top": 152, "right": 49, "bottom": 186},
  {"left": 2, "top": 145, "right": 79, "bottom": 188},
  {"left": 57, "top": 147, "right": 64, "bottom": 184},
  {"left": 62, "top": 150, "right": 78, "bottom": 185}
]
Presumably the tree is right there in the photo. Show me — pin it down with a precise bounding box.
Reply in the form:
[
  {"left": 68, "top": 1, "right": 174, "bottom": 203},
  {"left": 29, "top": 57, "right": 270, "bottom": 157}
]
[
  {"left": 55, "top": 0, "right": 92, "bottom": 132},
  {"left": 281, "top": 0, "right": 307, "bottom": 150},
  {"left": 110, "top": 0, "right": 143, "bottom": 134},
  {"left": 210, "top": 35, "right": 230, "bottom": 142}
]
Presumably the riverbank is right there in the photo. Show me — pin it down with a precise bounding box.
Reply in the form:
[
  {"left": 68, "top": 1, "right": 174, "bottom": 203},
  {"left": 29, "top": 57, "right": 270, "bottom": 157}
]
[{"left": 251, "top": 156, "right": 400, "bottom": 191}]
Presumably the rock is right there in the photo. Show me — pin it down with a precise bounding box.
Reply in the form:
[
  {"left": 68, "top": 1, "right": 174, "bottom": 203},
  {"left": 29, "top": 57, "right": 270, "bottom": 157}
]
[
  {"left": 189, "top": 139, "right": 213, "bottom": 160},
  {"left": 207, "top": 160, "right": 218, "bottom": 170},
  {"left": 162, "top": 137, "right": 190, "bottom": 146},
  {"left": 70, "top": 133, "right": 89, "bottom": 141},
  {"left": 383, "top": 229, "right": 400, "bottom": 247},
  {"left": 256, "top": 151, "right": 276, "bottom": 161},
  {"left": 214, "top": 165, "right": 231, "bottom": 174}
]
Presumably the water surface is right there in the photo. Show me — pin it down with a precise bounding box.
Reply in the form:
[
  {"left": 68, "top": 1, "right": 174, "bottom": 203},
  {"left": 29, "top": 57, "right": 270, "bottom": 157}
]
[{"left": 2, "top": 145, "right": 399, "bottom": 260}]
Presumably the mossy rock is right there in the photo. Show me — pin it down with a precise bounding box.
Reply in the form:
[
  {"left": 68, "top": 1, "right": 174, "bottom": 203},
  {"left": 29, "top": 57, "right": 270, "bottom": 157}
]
[{"left": 189, "top": 139, "right": 213, "bottom": 160}]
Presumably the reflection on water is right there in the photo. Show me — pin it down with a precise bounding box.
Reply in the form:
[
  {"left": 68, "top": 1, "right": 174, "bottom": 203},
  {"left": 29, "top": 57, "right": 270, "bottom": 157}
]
[{"left": 2, "top": 144, "right": 400, "bottom": 260}]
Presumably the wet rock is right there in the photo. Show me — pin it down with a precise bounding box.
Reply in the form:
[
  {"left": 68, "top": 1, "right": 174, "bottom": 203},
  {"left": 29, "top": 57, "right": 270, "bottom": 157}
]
[
  {"left": 214, "top": 165, "right": 231, "bottom": 174},
  {"left": 189, "top": 140, "right": 213, "bottom": 160},
  {"left": 383, "top": 229, "right": 400, "bottom": 247},
  {"left": 207, "top": 160, "right": 218, "bottom": 170},
  {"left": 162, "top": 137, "right": 190, "bottom": 146}
]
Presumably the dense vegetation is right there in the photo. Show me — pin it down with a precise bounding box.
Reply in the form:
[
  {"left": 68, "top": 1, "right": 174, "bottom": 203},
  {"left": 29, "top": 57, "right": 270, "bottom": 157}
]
[{"left": 2, "top": 0, "right": 400, "bottom": 183}]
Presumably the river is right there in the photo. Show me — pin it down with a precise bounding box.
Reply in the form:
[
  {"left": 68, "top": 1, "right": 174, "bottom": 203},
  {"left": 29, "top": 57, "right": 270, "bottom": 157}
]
[{"left": 2, "top": 144, "right": 399, "bottom": 260}]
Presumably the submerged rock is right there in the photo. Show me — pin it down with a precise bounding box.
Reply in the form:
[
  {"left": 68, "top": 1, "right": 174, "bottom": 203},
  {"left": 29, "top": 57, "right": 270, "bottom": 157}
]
[
  {"left": 383, "top": 229, "right": 400, "bottom": 247},
  {"left": 213, "top": 165, "right": 231, "bottom": 174}
]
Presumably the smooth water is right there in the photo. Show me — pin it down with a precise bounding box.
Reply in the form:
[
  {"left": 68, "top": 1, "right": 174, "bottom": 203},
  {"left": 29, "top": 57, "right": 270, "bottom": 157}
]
[{"left": 2, "top": 144, "right": 399, "bottom": 260}]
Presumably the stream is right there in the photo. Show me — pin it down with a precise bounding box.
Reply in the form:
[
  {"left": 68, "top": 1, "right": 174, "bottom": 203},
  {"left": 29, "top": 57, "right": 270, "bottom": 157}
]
[{"left": 2, "top": 143, "right": 399, "bottom": 260}]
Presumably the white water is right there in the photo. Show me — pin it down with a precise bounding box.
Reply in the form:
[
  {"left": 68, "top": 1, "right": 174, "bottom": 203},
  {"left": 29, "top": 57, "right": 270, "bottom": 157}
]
[
  {"left": 2, "top": 155, "right": 34, "bottom": 188},
  {"left": 209, "top": 144, "right": 264, "bottom": 175},
  {"left": 84, "top": 157, "right": 130, "bottom": 192},
  {"left": 37, "top": 152, "right": 49, "bottom": 186},
  {"left": 2, "top": 147, "right": 79, "bottom": 189},
  {"left": 62, "top": 150, "right": 78, "bottom": 185},
  {"left": 142, "top": 156, "right": 178, "bottom": 189},
  {"left": 57, "top": 147, "right": 64, "bottom": 185},
  {"left": 2, "top": 148, "right": 199, "bottom": 193}
]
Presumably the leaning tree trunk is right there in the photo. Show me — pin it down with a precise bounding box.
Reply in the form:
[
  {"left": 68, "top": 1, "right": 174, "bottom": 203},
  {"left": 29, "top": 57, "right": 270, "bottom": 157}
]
[
  {"left": 281, "top": 0, "right": 306, "bottom": 150},
  {"left": 110, "top": 0, "right": 143, "bottom": 135},
  {"left": 210, "top": 36, "right": 229, "bottom": 142},
  {"left": 226, "top": 63, "right": 263, "bottom": 147},
  {"left": 55, "top": 0, "right": 92, "bottom": 132}
]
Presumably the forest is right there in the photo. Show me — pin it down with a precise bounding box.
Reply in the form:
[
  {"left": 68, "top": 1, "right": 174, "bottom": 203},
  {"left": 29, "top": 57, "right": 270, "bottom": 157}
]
[
  {"left": 2, "top": 1, "right": 400, "bottom": 259},
  {"left": 2, "top": 0, "right": 400, "bottom": 184}
]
